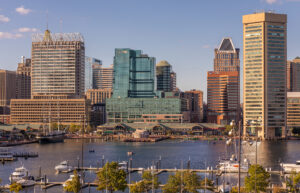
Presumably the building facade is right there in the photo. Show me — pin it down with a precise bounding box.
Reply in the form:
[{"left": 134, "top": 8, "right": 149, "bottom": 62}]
[
  {"left": 91, "top": 59, "right": 113, "bottom": 90},
  {"left": 207, "top": 38, "right": 240, "bottom": 125},
  {"left": 10, "top": 98, "right": 90, "bottom": 124},
  {"left": 112, "top": 48, "right": 156, "bottom": 98},
  {"left": 86, "top": 88, "right": 112, "bottom": 105},
  {"left": 184, "top": 90, "right": 203, "bottom": 122},
  {"left": 170, "top": 71, "right": 177, "bottom": 91},
  {"left": 16, "top": 57, "right": 31, "bottom": 99},
  {"left": 106, "top": 98, "right": 181, "bottom": 123},
  {"left": 207, "top": 71, "right": 240, "bottom": 125},
  {"left": 287, "top": 57, "right": 300, "bottom": 92},
  {"left": 0, "top": 70, "right": 17, "bottom": 114},
  {"left": 156, "top": 60, "right": 171, "bottom": 92},
  {"left": 287, "top": 92, "right": 300, "bottom": 133},
  {"left": 243, "top": 12, "right": 287, "bottom": 139},
  {"left": 31, "top": 30, "right": 85, "bottom": 98}
]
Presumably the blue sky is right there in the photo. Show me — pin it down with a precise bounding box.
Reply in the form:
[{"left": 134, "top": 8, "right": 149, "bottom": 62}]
[{"left": 0, "top": 0, "right": 300, "bottom": 101}]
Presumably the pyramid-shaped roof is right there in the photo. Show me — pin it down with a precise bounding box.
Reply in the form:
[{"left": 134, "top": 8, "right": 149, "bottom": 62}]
[{"left": 218, "top": 38, "right": 235, "bottom": 52}]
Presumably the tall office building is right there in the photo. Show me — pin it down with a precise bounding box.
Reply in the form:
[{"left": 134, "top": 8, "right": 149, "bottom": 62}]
[
  {"left": 156, "top": 60, "right": 171, "bottom": 92},
  {"left": 31, "top": 29, "right": 85, "bottom": 98},
  {"left": 16, "top": 56, "right": 31, "bottom": 99},
  {"left": 287, "top": 57, "right": 300, "bottom": 92},
  {"left": 11, "top": 29, "right": 89, "bottom": 125},
  {"left": 112, "top": 48, "right": 156, "bottom": 98},
  {"left": 243, "top": 12, "right": 287, "bottom": 139},
  {"left": 170, "top": 71, "right": 177, "bottom": 91},
  {"left": 0, "top": 70, "right": 17, "bottom": 114},
  {"left": 85, "top": 57, "right": 96, "bottom": 92},
  {"left": 184, "top": 90, "right": 204, "bottom": 122},
  {"left": 207, "top": 38, "right": 240, "bottom": 125}
]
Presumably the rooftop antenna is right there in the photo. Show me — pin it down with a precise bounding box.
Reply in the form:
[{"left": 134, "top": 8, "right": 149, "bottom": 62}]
[
  {"left": 46, "top": 10, "right": 49, "bottom": 30},
  {"left": 59, "top": 18, "right": 63, "bottom": 33}
]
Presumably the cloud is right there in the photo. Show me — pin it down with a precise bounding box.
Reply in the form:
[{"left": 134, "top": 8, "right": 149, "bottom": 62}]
[
  {"left": 265, "top": 0, "right": 278, "bottom": 3},
  {"left": 0, "top": 15, "right": 10, "bottom": 22},
  {"left": 18, "top": 27, "right": 38, "bottom": 33},
  {"left": 202, "top": 45, "right": 211, "bottom": 49},
  {"left": 15, "top": 6, "right": 32, "bottom": 15},
  {"left": 0, "top": 32, "right": 23, "bottom": 39}
]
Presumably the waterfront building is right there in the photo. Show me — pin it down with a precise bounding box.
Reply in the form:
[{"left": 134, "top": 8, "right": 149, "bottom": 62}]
[
  {"left": 85, "top": 57, "right": 95, "bottom": 92},
  {"left": 156, "top": 60, "right": 171, "bottom": 92},
  {"left": 16, "top": 57, "right": 31, "bottom": 99},
  {"left": 170, "top": 71, "right": 177, "bottom": 91},
  {"left": 91, "top": 59, "right": 113, "bottom": 90},
  {"left": 207, "top": 38, "right": 240, "bottom": 125},
  {"left": 0, "top": 70, "right": 17, "bottom": 114},
  {"left": 184, "top": 90, "right": 204, "bottom": 122},
  {"left": 287, "top": 57, "right": 300, "bottom": 92},
  {"left": 112, "top": 48, "right": 156, "bottom": 98},
  {"left": 287, "top": 92, "right": 300, "bottom": 134},
  {"left": 106, "top": 98, "right": 182, "bottom": 123},
  {"left": 31, "top": 29, "right": 85, "bottom": 98},
  {"left": 243, "top": 12, "right": 287, "bottom": 139},
  {"left": 86, "top": 88, "right": 112, "bottom": 105},
  {"left": 10, "top": 97, "right": 90, "bottom": 125},
  {"left": 207, "top": 71, "right": 240, "bottom": 125}
]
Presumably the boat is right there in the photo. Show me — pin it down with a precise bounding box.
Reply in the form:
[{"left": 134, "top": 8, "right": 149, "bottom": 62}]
[
  {"left": 62, "top": 174, "right": 82, "bottom": 187},
  {"left": 16, "top": 176, "right": 35, "bottom": 187},
  {"left": 118, "top": 161, "right": 128, "bottom": 170},
  {"left": 0, "top": 148, "right": 16, "bottom": 161},
  {"left": 217, "top": 158, "right": 249, "bottom": 172},
  {"left": 55, "top": 161, "right": 73, "bottom": 173},
  {"left": 36, "top": 130, "right": 65, "bottom": 144},
  {"left": 89, "top": 149, "right": 95, "bottom": 153},
  {"left": 10, "top": 166, "right": 31, "bottom": 182},
  {"left": 281, "top": 160, "right": 300, "bottom": 172},
  {"left": 127, "top": 151, "right": 134, "bottom": 156}
]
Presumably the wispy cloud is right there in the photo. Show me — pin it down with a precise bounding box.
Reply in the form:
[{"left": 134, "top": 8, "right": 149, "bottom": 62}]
[
  {"left": 0, "top": 15, "right": 10, "bottom": 23},
  {"left": 202, "top": 45, "right": 211, "bottom": 49},
  {"left": 18, "top": 27, "right": 38, "bottom": 33},
  {"left": 15, "top": 6, "right": 32, "bottom": 15},
  {"left": 0, "top": 32, "right": 23, "bottom": 39},
  {"left": 265, "top": 0, "right": 278, "bottom": 4}
]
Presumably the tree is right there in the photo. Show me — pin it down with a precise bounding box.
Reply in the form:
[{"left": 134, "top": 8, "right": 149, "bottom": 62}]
[
  {"left": 245, "top": 164, "right": 270, "bottom": 193},
  {"left": 163, "top": 171, "right": 202, "bottom": 193},
  {"left": 224, "top": 125, "right": 233, "bottom": 135},
  {"left": 230, "top": 186, "right": 246, "bottom": 193},
  {"left": 200, "top": 177, "right": 214, "bottom": 191},
  {"left": 9, "top": 182, "right": 22, "bottom": 193},
  {"left": 50, "top": 122, "right": 58, "bottom": 130},
  {"left": 69, "top": 124, "right": 80, "bottom": 133},
  {"left": 286, "top": 170, "right": 300, "bottom": 193},
  {"left": 96, "top": 161, "right": 127, "bottom": 193},
  {"left": 130, "top": 171, "right": 160, "bottom": 193},
  {"left": 63, "top": 170, "right": 81, "bottom": 193}
]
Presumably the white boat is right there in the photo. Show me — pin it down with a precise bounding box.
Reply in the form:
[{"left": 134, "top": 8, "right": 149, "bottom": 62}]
[
  {"left": 17, "top": 177, "right": 35, "bottom": 187},
  {"left": 118, "top": 161, "right": 128, "bottom": 171},
  {"left": 62, "top": 174, "right": 82, "bottom": 187},
  {"left": 0, "top": 148, "right": 15, "bottom": 161},
  {"left": 10, "top": 166, "right": 31, "bottom": 182},
  {"left": 281, "top": 160, "right": 300, "bottom": 172},
  {"left": 218, "top": 158, "right": 249, "bottom": 172},
  {"left": 55, "top": 161, "right": 73, "bottom": 173},
  {"left": 218, "top": 184, "right": 231, "bottom": 193}
]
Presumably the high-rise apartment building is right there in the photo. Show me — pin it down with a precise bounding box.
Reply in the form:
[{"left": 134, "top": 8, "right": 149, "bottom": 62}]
[
  {"left": 86, "top": 88, "right": 112, "bottom": 105},
  {"left": 31, "top": 30, "right": 85, "bottom": 98},
  {"left": 170, "top": 72, "right": 177, "bottom": 91},
  {"left": 16, "top": 56, "right": 31, "bottom": 99},
  {"left": 156, "top": 60, "right": 171, "bottom": 92},
  {"left": 287, "top": 92, "right": 300, "bottom": 133},
  {"left": 112, "top": 48, "right": 156, "bottom": 98},
  {"left": 287, "top": 57, "right": 300, "bottom": 92},
  {"left": 184, "top": 90, "right": 203, "bottom": 122},
  {"left": 85, "top": 57, "right": 97, "bottom": 92},
  {"left": 0, "top": 70, "right": 17, "bottom": 114},
  {"left": 243, "top": 12, "right": 287, "bottom": 139},
  {"left": 207, "top": 38, "right": 240, "bottom": 125}
]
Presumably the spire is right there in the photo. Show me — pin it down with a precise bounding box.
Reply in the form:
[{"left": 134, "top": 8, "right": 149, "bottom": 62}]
[
  {"left": 218, "top": 37, "right": 236, "bottom": 52},
  {"left": 43, "top": 29, "right": 52, "bottom": 42}
]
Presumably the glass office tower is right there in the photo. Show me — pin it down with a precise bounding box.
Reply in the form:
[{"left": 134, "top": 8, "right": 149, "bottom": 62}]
[
  {"left": 112, "top": 48, "right": 156, "bottom": 98},
  {"left": 156, "top": 60, "right": 171, "bottom": 92}
]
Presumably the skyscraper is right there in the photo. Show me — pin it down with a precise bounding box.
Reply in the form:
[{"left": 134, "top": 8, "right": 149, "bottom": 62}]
[
  {"left": 0, "top": 70, "right": 17, "bottom": 114},
  {"left": 31, "top": 29, "right": 85, "bottom": 98},
  {"left": 156, "top": 60, "right": 171, "bottom": 92},
  {"left": 184, "top": 89, "right": 204, "bottom": 122},
  {"left": 287, "top": 57, "right": 300, "bottom": 92},
  {"left": 243, "top": 12, "right": 287, "bottom": 139},
  {"left": 207, "top": 38, "right": 240, "bottom": 125},
  {"left": 112, "top": 48, "right": 156, "bottom": 98},
  {"left": 16, "top": 56, "right": 31, "bottom": 99}
]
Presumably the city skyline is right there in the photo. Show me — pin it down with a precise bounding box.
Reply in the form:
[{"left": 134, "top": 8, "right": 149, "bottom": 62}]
[{"left": 1, "top": 0, "right": 300, "bottom": 101}]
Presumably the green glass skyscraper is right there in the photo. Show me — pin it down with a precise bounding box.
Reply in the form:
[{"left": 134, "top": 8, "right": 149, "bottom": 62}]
[{"left": 112, "top": 48, "right": 156, "bottom": 98}]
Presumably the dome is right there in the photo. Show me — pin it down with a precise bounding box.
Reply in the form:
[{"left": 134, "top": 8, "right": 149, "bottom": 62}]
[{"left": 156, "top": 60, "right": 171, "bottom": 67}]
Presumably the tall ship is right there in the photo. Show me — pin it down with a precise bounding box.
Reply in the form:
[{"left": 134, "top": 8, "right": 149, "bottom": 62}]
[{"left": 36, "top": 130, "right": 65, "bottom": 144}]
